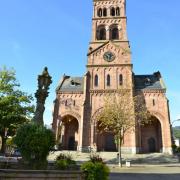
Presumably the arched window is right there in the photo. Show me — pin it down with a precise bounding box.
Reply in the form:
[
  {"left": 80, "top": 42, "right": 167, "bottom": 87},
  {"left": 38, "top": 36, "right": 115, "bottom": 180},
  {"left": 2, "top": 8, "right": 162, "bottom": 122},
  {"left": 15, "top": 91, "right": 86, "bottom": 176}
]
[
  {"left": 153, "top": 99, "right": 155, "bottom": 106},
  {"left": 94, "top": 75, "right": 98, "bottom": 87},
  {"left": 110, "top": 25, "right": 119, "bottom": 40},
  {"left": 112, "top": 27, "right": 119, "bottom": 40},
  {"left": 97, "top": 8, "right": 102, "bottom": 17},
  {"left": 111, "top": 7, "right": 115, "bottom": 16},
  {"left": 107, "top": 74, "right": 110, "bottom": 86},
  {"left": 65, "top": 100, "right": 68, "bottom": 106},
  {"left": 119, "top": 74, "right": 123, "bottom": 85},
  {"left": 103, "top": 8, "right": 107, "bottom": 17},
  {"left": 116, "top": 7, "right": 120, "bottom": 16},
  {"left": 96, "top": 25, "right": 106, "bottom": 40}
]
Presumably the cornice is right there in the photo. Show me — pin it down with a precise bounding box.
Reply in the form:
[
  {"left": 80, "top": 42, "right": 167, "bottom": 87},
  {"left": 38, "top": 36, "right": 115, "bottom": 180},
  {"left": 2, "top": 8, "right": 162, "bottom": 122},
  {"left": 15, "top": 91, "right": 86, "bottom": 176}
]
[
  {"left": 86, "top": 64, "right": 133, "bottom": 68},
  {"left": 92, "top": 16, "right": 126, "bottom": 21},
  {"left": 89, "top": 40, "right": 129, "bottom": 44},
  {"left": 90, "top": 89, "right": 131, "bottom": 93},
  {"left": 57, "top": 91, "right": 84, "bottom": 95},
  {"left": 135, "top": 89, "right": 166, "bottom": 93}
]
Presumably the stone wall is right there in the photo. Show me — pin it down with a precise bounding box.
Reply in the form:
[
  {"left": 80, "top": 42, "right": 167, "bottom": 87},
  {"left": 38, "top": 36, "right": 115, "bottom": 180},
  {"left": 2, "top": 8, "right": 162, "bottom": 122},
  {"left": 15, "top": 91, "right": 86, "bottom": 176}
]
[{"left": 0, "top": 169, "right": 84, "bottom": 180}]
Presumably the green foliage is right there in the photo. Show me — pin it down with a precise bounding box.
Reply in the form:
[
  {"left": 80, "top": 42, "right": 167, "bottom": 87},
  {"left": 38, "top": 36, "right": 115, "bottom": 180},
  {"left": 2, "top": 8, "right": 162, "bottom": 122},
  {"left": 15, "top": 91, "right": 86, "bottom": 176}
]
[
  {"left": 6, "top": 137, "right": 14, "bottom": 146},
  {"left": 81, "top": 154, "right": 109, "bottom": 180},
  {"left": 0, "top": 66, "right": 34, "bottom": 153},
  {"left": 171, "top": 144, "right": 180, "bottom": 154},
  {"left": 173, "top": 128, "right": 180, "bottom": 138},
  {"left": 55, "top": 153, "right": 76, "bottom": 170},
  {"left": 177, "top": 147, "right": 180, "bottom": 153},
  {"left": 172, "top": 144, "right": 177, "bottom": 153},
  {"left": 14, "top": 123, "right": 55, "bottom": 169},
  {"left": 90, "top": 153, "right": 103, "bottom": 163},
  {"left": 81, "top": 161, "right": 110, "bottom": 180},
  {"left": 96, "top": 92, "right": 150, "bottom": 167}
]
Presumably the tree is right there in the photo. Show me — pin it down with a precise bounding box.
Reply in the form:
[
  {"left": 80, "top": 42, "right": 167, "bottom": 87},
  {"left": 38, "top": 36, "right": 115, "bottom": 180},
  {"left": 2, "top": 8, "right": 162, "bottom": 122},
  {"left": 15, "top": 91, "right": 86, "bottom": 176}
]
[
  {"left": 14, "top": 123, "right": 55, "bottom": 169},
  {"left": 0, "top": 67, "right": 34, "bottom": 154},
  {"left": 173, "top": 127, "right": 180, "bottom": 139},
  {"left": 96, "top": 90, "right": 150, "bottom": 167}
]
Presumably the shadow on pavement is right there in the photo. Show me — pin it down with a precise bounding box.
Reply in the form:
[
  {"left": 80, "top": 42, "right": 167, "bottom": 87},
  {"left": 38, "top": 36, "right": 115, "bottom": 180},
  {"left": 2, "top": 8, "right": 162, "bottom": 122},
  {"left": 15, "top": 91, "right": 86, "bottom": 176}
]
[{"left": 105, "top": 154, "right": 178, "bottom": 165}]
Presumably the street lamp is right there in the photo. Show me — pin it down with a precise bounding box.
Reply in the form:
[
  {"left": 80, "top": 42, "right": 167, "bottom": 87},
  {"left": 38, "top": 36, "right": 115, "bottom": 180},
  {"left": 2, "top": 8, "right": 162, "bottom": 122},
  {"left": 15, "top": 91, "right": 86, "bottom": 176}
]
[
  {"left": 171, "top": 119, "right": 180, "bottom": 127},
  {"left": 33, "top": 67, "right": 52, "bottom": 125}
]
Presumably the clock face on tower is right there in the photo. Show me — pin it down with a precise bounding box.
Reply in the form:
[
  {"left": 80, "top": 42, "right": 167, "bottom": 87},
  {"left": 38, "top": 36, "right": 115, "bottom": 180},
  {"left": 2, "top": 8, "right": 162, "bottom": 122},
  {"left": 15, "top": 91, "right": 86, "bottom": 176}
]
[{"left": 103, "top": 51, "right": 116, "bottom": 62}]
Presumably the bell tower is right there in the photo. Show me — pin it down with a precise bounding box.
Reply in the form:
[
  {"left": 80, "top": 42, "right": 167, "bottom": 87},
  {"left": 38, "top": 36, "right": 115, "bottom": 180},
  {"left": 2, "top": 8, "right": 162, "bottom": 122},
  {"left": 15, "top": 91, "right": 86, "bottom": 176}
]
[
  {"left": 90, "top": 0, "right": 127, "bottom": 49},
  {"left": 85, "top": 0, "right": 136, "bottom": 153},
  {"left": 87, "top": 0, "right": 133, "bottom": 91}
]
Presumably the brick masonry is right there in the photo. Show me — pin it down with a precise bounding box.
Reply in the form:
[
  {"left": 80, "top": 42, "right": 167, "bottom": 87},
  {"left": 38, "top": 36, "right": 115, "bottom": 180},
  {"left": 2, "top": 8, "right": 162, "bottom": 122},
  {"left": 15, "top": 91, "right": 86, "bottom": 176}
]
[{"left": 52, "top": 0, "right": 172, "bottom": 154}]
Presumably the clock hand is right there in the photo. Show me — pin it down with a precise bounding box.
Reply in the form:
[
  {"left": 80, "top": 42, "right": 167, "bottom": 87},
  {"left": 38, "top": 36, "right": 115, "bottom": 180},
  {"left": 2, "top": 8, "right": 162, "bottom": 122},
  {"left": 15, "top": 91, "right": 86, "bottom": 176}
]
[{"left": 107, "top": 54, "right": 111, "bottom": 59}]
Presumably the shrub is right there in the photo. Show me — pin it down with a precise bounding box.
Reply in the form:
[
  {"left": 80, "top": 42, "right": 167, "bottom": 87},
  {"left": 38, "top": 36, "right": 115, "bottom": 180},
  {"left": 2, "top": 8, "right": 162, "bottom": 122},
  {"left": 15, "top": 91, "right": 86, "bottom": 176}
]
[
  {"left": 172, "top": 144, "right": 177, "bottom": 153},
  {"left": 81, "top": 161, "right": 110, "bottom": 180},
  {"left": 90, "top": 153, "right": 103, "bottom": 163},
  {"left": 14, "top": 123, "right": 55, "bottom": 169},
  {"left": 177, "top": 146, "right": 180, "bottom": 153},
  {"left": 55, "top": 153, "right": 77, "bottom": 170}
]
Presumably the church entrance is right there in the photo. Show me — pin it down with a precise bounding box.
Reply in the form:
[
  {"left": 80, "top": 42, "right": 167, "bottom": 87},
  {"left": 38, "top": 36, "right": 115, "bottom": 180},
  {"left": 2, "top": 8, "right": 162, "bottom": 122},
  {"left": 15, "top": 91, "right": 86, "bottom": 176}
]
[
  {"left": 68, "top": 136, "right": 75, "bottom": 150},
  {"left": 105, "top": 133, "right": 117, "bottom": 151},
  {"left": 140, "top": 116, "right": 162, "bottom": 153},
  {"left": 148, "top": 137, "right": 156, "bottom": 152},
  {"left": 61, "top": 115, "right": 79, "bottom": 151},
  {"left": 97, "top": 131, "right": 117, "bottom": 152}
]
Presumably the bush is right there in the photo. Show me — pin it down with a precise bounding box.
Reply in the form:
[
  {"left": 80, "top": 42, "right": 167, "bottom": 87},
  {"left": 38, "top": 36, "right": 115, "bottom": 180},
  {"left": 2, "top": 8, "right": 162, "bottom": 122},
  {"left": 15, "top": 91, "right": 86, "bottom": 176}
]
[
  {"left": 81, "top": 161, "right": 109, "bottom": 180},
  {"left": 177, "top": 146, "right": 180, "bottom": 153},
  {"left": 55, "top": 153, "right": 77, "bottom": 170},
  {"left": 90, "top": 153, "right": 103, "bottom": 163},
  {"left": 14, "top": 123, "right": 55, "bottom": 169},
  {"left": 172, "top": 144, "right": 177, "bottom": 154}
]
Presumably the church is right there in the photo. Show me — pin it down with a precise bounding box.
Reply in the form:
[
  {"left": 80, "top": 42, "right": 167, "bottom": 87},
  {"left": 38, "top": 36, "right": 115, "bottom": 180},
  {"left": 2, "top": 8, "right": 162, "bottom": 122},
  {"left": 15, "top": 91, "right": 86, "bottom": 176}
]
[{"left": 52, "top": 0, "right": 172, "bottom": 154}]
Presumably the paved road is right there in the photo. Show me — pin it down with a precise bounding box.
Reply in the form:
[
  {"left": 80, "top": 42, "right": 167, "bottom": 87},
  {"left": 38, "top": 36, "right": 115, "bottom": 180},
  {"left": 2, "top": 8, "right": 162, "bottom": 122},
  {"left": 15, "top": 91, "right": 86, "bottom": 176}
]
[
  {"left": 109, "top": 165, "right": 180, "bottom": 180},
  {"left": 109, "top": 173, "right": 180, "bottom": 180}
]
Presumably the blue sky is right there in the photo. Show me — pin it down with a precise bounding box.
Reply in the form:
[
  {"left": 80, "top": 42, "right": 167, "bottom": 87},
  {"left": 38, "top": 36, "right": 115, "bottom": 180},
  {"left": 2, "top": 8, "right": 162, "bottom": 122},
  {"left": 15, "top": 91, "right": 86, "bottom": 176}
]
[{"left": 0, "top": 0, "right": 180, "bottom": 126}]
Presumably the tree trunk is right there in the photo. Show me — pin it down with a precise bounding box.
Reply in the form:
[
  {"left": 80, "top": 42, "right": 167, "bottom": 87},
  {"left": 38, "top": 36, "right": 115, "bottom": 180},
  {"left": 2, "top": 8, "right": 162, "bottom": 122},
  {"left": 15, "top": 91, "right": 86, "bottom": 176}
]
[
  {"left": 118, "top": 136, "right": 122, "bottom": 167},
  {"left": 0, "top": 134, "right": 6, "bottom": 154}
]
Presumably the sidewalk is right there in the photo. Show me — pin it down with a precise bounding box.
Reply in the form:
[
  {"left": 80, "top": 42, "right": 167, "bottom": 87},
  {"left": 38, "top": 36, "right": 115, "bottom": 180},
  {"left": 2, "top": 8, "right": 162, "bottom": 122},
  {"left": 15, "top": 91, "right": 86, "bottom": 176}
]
[
  {"left": 48, "top": 151, "right": 179, "bottom": 165},
  {"left": 109, "top": 164, "right": 180, "bottom": 174}
]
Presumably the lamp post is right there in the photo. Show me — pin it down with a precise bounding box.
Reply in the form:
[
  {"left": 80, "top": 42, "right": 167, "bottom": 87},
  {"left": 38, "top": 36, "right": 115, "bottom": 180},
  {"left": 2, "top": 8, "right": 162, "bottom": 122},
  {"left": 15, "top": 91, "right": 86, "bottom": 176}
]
[
  {"left": 33, "top": 67, "right": 52, "bottom": 125},
  {"left": 171, "top": 119, "right": 180, "bottom": 127}
]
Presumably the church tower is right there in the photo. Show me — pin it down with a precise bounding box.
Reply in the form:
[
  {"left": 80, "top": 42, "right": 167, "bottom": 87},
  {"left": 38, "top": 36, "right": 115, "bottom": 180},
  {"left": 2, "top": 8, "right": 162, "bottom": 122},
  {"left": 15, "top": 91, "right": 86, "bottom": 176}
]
[
  {"left": 90, "top": 0, "right": 127, "bottom": 48},
  {"left": 87, "top": 0, "right": 133, "bottom": 91},
  {"left": 86, "top": 0, "right": 136, "bottom": 152}
]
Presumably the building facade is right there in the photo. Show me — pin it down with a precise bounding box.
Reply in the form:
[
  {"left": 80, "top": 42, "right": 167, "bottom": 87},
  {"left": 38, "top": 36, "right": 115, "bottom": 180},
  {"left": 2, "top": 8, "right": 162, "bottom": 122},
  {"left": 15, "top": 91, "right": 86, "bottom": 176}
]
[{"left": 52, "top": 0, "right": 172, "bottom": 154}]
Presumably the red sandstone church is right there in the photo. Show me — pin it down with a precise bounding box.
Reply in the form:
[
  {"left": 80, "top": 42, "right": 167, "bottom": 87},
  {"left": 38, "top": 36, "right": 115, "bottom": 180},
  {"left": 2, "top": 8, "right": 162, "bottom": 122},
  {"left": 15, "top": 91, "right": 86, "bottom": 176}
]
[{"left": 52, "top": 0, "right": 172, "bottom": 154}]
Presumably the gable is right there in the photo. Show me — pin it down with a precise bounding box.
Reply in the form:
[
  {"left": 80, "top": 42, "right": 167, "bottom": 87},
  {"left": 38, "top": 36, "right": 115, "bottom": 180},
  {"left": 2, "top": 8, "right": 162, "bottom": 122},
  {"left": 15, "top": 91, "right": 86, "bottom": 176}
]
[{"left": 87, "top": 41, "right": 131, "bottom": 66}]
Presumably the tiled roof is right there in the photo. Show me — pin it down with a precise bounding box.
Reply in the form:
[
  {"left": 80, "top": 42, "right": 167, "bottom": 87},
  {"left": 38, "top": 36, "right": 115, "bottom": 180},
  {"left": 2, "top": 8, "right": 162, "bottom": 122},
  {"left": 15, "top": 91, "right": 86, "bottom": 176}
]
[
  {"left": 134, "top": 72, "right": 166, "bottom": 90},
  {"left": 57, "top": 76, "right": 84, "bottom": 92}
]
